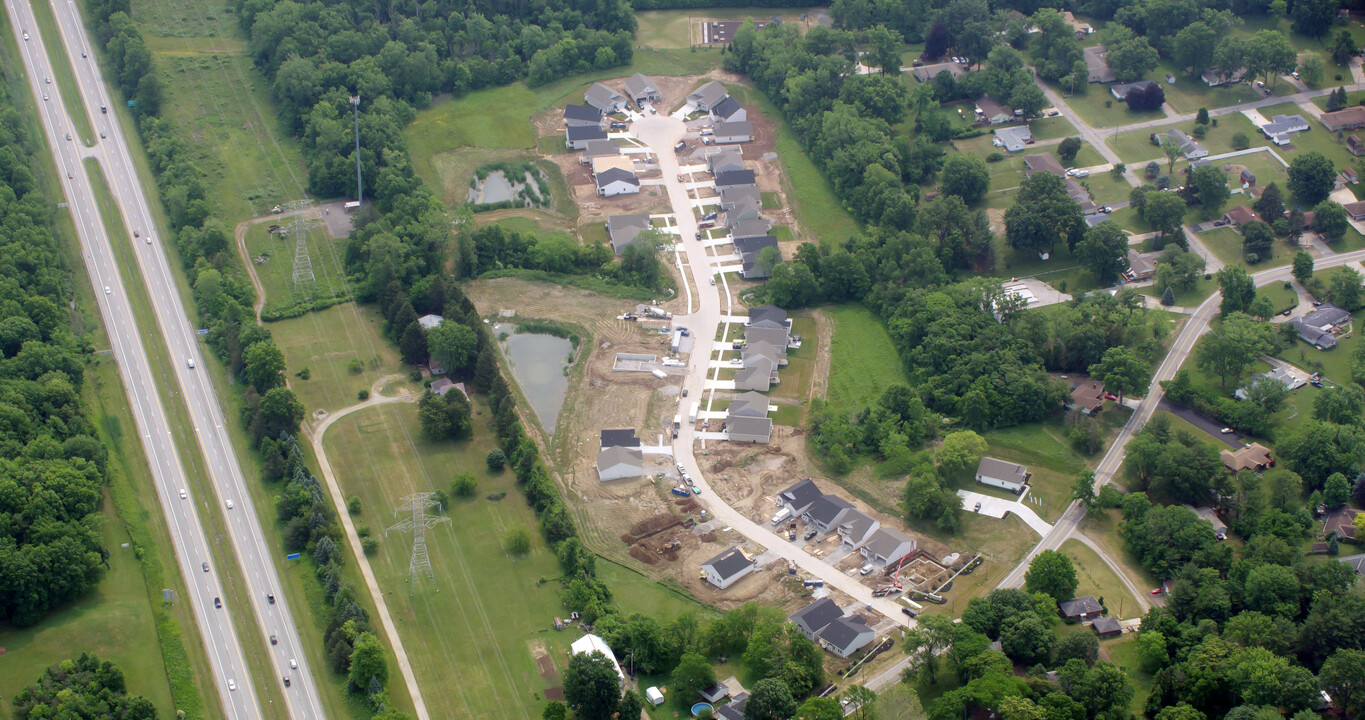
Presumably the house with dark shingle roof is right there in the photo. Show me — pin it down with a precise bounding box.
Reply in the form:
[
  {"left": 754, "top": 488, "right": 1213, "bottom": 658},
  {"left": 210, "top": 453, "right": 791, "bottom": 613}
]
[
  {"left": 734, "top": 234, "right": 780, "bottom": 280},
  {"left": 1058, "top": 595, "right": 1103, "bottom": 620},
  {"left": 701, "top": 546, "right": 754, "bottom": 589},
  {"left": 716, "top": 693, "right": 748, "bottom": 720},
  {"left": 1091, "top": 616, "right": 1123, "bottom": 637},
  {"left": 747, "top": 305, "right": 789, "bottom": 328},
  {"left": 710, "top": 96, "right": 747, "bottom": 124},
  {"left": 595, "top": 168, "right": 640, "bottom": 197},
  {"left": 1083, "top": 46, "right": 1115, "bottom": 83},
  {"left": 566, "top": 124, "right": 608, "bottom": 150},
  {"left": 911, "top": 62, "right": 965, "bottom": 83},
  {"left": 790, "top": 597, "right": 844, "bottom": 639},
  {"left": 1111, "top": 79, "right": 1159, "bottom": 101},
  {"left": 1024, "top": 153, "right": 1065, "bottom": 178},
  {"left": 563, "top": 103, "right": 603, "bottom": 128},
  {"left": 778, "top": 479, "right": 823, "bottom": 517},
  {"left": 803, "top": 495, "right": 854, "bottom": 533},
  {"left": 975, "top": 95, "right": 1015, "bottom": 125},
  {"left": 715, "top": 169, "right": 757, "bottom": 189},
  {"left": 817, "top": 616, "right": 876, "bottom": 658},
  {"left": 1350, "top": 134, "right": 1365, "bottom": 156},
  {"left": 1340, "top": 553, "right": 1365, "bottom": 575},
  {"left": 600, "top": 428, "right": 640, "bottom": 448}
]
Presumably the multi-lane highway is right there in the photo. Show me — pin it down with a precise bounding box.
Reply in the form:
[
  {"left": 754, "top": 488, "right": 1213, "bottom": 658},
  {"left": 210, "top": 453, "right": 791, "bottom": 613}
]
[{"left": 7, "top": 1, "right": 325, "bottom": 717}]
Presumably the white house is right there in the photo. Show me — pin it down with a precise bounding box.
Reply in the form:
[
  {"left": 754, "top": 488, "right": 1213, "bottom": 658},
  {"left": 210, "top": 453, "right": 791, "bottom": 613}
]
[
  {"left": 595, "top": 446, "right": 643, "bottom": 482},
  {"left": 624, "top": 73, "right": 661, "bottom": 104},
  {"left": 976, "top": 457, "right": 1030, "bottom": 493},
  {"left": 701, "top": 546, "right": 754, "bottom": 589},
  {"left": 1261, "top": 114, "right": 1309, "bottom": 145},
  {"left": 860, "top": 527, "right": 917, "bottom": 567},
  {"left": 563, "top": 103, "right": 603, "bottom": 128},
  {"left": 817, "top": 616, "right": 876, "bottom": 658},
  {"left": 712, "top": 120, "right": 754, "bottom": 144},
  {"left": 688, "top": 81, "right": 729, "bottom": 111},
  {"left": 837, "top": 510, "right": 880, "bottom": 549},
  {"left": 710, "top": 96, "right": 747, "bottom": 124},
  {"left": 596, "top": 168, "right": 640, "bottom": 197},
  {"left": 566, "top": 124, "right": 608, "bottom": 150},
  {"left": 993, "top": 125, "right": 1033, "bottom": 153},
  {"left": 789, "top": 597, "right": 843, "bottom": 640}
]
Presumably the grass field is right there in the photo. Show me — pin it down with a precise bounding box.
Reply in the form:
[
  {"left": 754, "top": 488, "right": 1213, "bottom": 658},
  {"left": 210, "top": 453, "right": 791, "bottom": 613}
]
[
  {"left": 245, "top": 224, "right": 352, "bottom": 318},
  {"left": 323, "top": 399, "right": 708, "bottom": 720},
  {"left": 271, "top": 302, "right": 410, "bottom": 414},
  {"left": 1053, "top": 85, "right": 1165, "bottom": 129},
  {"left": 1030, "top": 115, "right": 1079, "bottom": 140},
  {"left": 153, "top": 49, "right": 310, "bottom": 221},
  {"left": 1059, "top": 539, "right": 1142, "bottom": 617},
  {"left": 728, "top": 85, "right": 861, "bottom": 244},
  {"left": 768, "top": 315, "right": 818, "bottom": 424},
  {"left": 824, "top": 304, "right": 908, "bottom": 415}
]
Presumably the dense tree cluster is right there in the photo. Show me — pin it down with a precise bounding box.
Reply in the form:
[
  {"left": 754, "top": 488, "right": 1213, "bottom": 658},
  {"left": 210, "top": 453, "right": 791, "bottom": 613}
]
[
  {"left": 0, "top": 81, "right": 116, "bottom": 627},
  {"left": 12, "top": 654, "right": 158, "bottom": 719},
  {"left": 1125, "top": 415, "right": 1229, "bottom": 504},
  {"left": 457, "top": 224, "right": 667, "bottom": 295}
]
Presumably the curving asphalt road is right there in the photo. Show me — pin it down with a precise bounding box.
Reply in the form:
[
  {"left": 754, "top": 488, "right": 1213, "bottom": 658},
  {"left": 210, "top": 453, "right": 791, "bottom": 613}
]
[
  {"left": 8, "top": 0, "right": 328, "bottom": 716},
  {"left": 627, "top": 111, "right": 918, "bottom": 630}
]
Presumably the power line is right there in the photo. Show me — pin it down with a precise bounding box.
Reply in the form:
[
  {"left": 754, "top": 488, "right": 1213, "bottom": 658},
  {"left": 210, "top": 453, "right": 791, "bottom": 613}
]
[{"left": 386, "top": 493, "right": 449, "bottom": 593}]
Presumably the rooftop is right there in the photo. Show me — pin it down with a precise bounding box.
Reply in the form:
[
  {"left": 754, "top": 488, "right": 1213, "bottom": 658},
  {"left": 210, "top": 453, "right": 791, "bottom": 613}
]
[
  {"left": 563, "top": 103, "right": 602, "bottom": 123},
  {"left": 702, "top": 547, "right": 753, "bottom": 580},
  {"left": 595, "top": 167, "right": 639, "bottom": 189},
  {"left": 1058, "top": 595, "right": 1103, "bottom": 617},
  {"left": 600, "top": 428, "right": 640, "bottom": 448},
  {"left": 977, "top": 456, "right": 1028, "bottom": 481}
]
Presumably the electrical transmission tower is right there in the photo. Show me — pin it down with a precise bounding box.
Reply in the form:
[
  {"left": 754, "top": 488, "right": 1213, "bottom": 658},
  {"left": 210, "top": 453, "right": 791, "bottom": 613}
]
[
  {"left": 281, "top": 199, "right": 324, "bottom": 287},
  {"left": 386, "top": 493, "right": 450, "bottom": 593}
]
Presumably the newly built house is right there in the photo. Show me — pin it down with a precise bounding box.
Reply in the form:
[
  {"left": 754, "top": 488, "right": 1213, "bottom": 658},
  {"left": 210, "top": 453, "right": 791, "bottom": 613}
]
[
  {"left": 734, "top": 234, "right": 780, "bottom": 280},
  {"left": 803, "top": 495, "right": 854, "bottom": 534},
  {"left": 710, "top": 96, "right": 747, "bottom": 124},
  {"left": 606, "top": 214, "right": 652, "bottom": 254},
  {"left": 596, "top": 428, "right": 643, "bottom": 482},
  {"left": 725, "top": 392, "right": 772, "bottom": 443},
  {"left": 789, "top": 597, "right": 844, "bottom": 640},
  {"left": 623, "top": 73, "right": 661, "bottom": 104},
  {"left": 860, "top": 527, "right": 917, "bottom": 567},
  {"left": 563, "top": 103, "right": 603, "bottom": 128},
  {"left": 701, "top": 546, "right": 754, "bottom": 589},
  {"left": 778, "top": 478, "right": 823, "bottom": 517},
  {"left": 595, "top": 168, "right": 640, "bottom": 197},
  {"left": 837, "top": 510, "right": 880, "bottom": 549},
  {"left": 712, "top": 121, "right": 754, "bottom": 144},
  {"left": 566, "top": 124, "right": 608, "bottom": 150},
  {"left": 975, "top": 457, "right": 1030, "bottom": 493},
  {"left": 688, "top": 81, "right": 729, "bottom": 111},
  {"left": 584, "top": 82, "right": 626, "bottom": 113},
  {"left": 817, "top": 616, "right": 875, "bottom": 658}
]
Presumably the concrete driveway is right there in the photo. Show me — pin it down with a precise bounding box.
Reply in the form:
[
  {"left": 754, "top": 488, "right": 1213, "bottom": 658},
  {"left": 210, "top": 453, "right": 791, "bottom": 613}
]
[{"left": 956, "top": 490, "right": 1054, "bottom": 536}]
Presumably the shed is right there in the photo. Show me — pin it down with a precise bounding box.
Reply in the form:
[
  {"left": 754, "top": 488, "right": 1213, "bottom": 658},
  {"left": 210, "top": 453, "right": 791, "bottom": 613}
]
[
  {"left": 646, "top": 687, "right": 666, "bottom": 706},
  {"left": 1091, "top": 616, "right": 1123, "bottom": 637}
]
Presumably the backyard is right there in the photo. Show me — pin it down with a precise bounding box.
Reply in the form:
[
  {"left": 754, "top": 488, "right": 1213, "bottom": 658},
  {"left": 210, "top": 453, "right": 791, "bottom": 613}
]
[{"left": 824, "top": 304, "right": 909, "bottom": 416}]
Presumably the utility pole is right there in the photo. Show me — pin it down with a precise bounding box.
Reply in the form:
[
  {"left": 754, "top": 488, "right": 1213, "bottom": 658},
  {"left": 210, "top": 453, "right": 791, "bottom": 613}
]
[{"left": 351, "top": 94, "right": 362, "bottom": 203}]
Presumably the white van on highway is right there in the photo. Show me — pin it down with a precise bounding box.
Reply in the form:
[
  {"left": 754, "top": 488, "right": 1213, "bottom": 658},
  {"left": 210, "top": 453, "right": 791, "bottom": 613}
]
[{"left": 187, "top": 358, "right": 195, "bottom": 368}]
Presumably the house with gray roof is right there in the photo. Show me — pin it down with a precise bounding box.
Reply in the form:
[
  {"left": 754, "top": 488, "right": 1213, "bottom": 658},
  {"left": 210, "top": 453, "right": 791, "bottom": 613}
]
[
  {"left": 1091, "top": 616, "right": 1123, "bottom": 637},
  {"left": 745, "top": 324, "right": 789, "bottom": 352},
  {"left": 606, "top": 214, "right": 652, "bottom": 254},
  {"left": 688, "top": 81, "right": 729, "bottom": 111},
  {"left": 596, "top": 167, "right": 640, "bottom": 197},
  {"left": 596, "top": 445, "right": 643, "bottom": 482},
  {"left": 1339, "top": 553, "right": 1365, "bottom": 575},
  {"left": 975, "top": 95, "right": 1015, "bottom": 125},
  {"left": 993, "top": 125, "right": 1033, "bottom": 153},
  {"left": 748, "top": 305, "right": 789, "bottom": 328},
  {"left": 1201, "top": 67, "right": 1246, "bottom": 86},
  {"left": 701, "top": 546, "right": 754, "bottom": 589},
  {"left": 1085, "top": 213, "right": 1111, "bottom": 227},
  {"left": 623, "top": 73, "right": 661, "bottom": 104},
  {"left": 730, "top": 391, "right": 769, "bottom": 417},
  {"left": 713, "top": 121, "right": 754, "bottom": 144},
  {"left": 734, "top": 234, "right": 780, "bottom": 280},
  {"left": 418, "top": 314, "right": 443, "bottom": 329},
  {"left": 580, "top": 139, "right": 618, "bottom": 162},
  {"left": 789, "top": 597, "right": 844, "bottom": 639},
  {"left": 710, "top": 96, "right": 747, "bottom": 124},
  {"left": 1058, "top": 595, "right": 1103, "bottom": 620},
  {"left": 720, "top": 186, "right": 763, "bottom": 220},
  {"left": 817, "top": 616, "right": 875, "bottom": 658},
  {"left": 778, "top": 478, "right": 823, "bottom": 516},
  {"left": 735, "top": 355, "right": 777, "bottom": 392},
  {"left": 717, "top": 694, "right": 749, "bottom": 720},
  {"left": 1155, "top": 128, "right": 1208, "bottom": 159},
  {"left": 564, "top": 103, "right": 603, "bottom": 128},
  {"left": 1235, "top": 367, "right": 1305, "bottom": 400},
  {"left": 726, "top": 415, "right": 772, "bottom": 443},
  {"left": 1024, "top": 153, "right": 1065, "bottom": 178},
  {"left": 729, "top": 216, "right": 771, "bottom": 239},
  {"left": 1066, "top": 179, "right": 1097, "bottom": 214},
  {"left": 803, "top": 495, "right": 854, "bottom": 533},
  {"left": 715, "top": 169, "right": 757, "bottom": 189},
  {"left": 1083, "top": 45, "right": 1115, "bottom": 83},
  {"left": 1261, "top": 114, "right": 1308, "bottom": 145},
  {"left": 1293, "top": 304, "right": 1352, "bottom": 349},
  {"left": 911, "top": 62, "right": 966, "bottom": 83},
  {"left": 584, "top": 82, "right": 626, "bottom": 113},
  {"left": 837, "top": 510, "right": 880, "bottom": 549},
  {"left": 708, "top": 149, "right": 745, "bottom": 175},
  {"left": 566, "top": 124, "right": 608, "bottom": 150},
  {"left": 1111, "top": 79, "right": 1159, "bottom": 101},
  {"left": 860, "top": 527, "right": 917, "bottom": 567},
  {"left": 976, "top": 457, "right": 1030, "bottom": 493}
]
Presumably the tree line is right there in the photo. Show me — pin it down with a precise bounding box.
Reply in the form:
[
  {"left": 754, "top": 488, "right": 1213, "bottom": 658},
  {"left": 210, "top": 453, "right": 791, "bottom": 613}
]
[
  {"left": 0, "top": 77, "right": 116, "bottom": 627},
  {"left": 13, "top": 654, "right": 159, "bottom": 719}
]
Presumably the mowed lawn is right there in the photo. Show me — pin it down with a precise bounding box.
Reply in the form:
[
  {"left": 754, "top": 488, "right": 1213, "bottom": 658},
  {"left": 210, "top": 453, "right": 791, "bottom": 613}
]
[
  {"left": 245, "top": 223, "right": 352, "bottom": 318},
  {"left": 1059, "top": 539, "right": 1142, "bottom": 617},
  {"left": 0, "top": 491, "right": 175, "bottom": 717},
  {"left": 824, "top": 305, "right": 908, "bottom": 415},
  {"left": 324, "top": 401, "right": 570, "bottom": 720},
  {"left": 271, "top": 301, "right": 410, "bottom": 414}
]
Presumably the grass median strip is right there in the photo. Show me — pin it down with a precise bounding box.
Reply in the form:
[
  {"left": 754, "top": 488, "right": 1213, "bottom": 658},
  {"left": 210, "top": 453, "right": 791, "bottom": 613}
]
[
  {"left": 84, "top": 156, "right": 291, "bottom": 720},
  {"left": 27, "top": 0, "right": 95, "bottom": 144}
]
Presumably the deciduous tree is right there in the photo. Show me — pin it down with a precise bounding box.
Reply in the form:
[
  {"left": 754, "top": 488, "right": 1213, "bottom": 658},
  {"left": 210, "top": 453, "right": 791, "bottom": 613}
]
[
  {"left": 1025, "top": 549, "right": 1079, "bottom": 603},
  {"left": 1288, "top": 152, "right": 1336, "bottom": 205}
]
